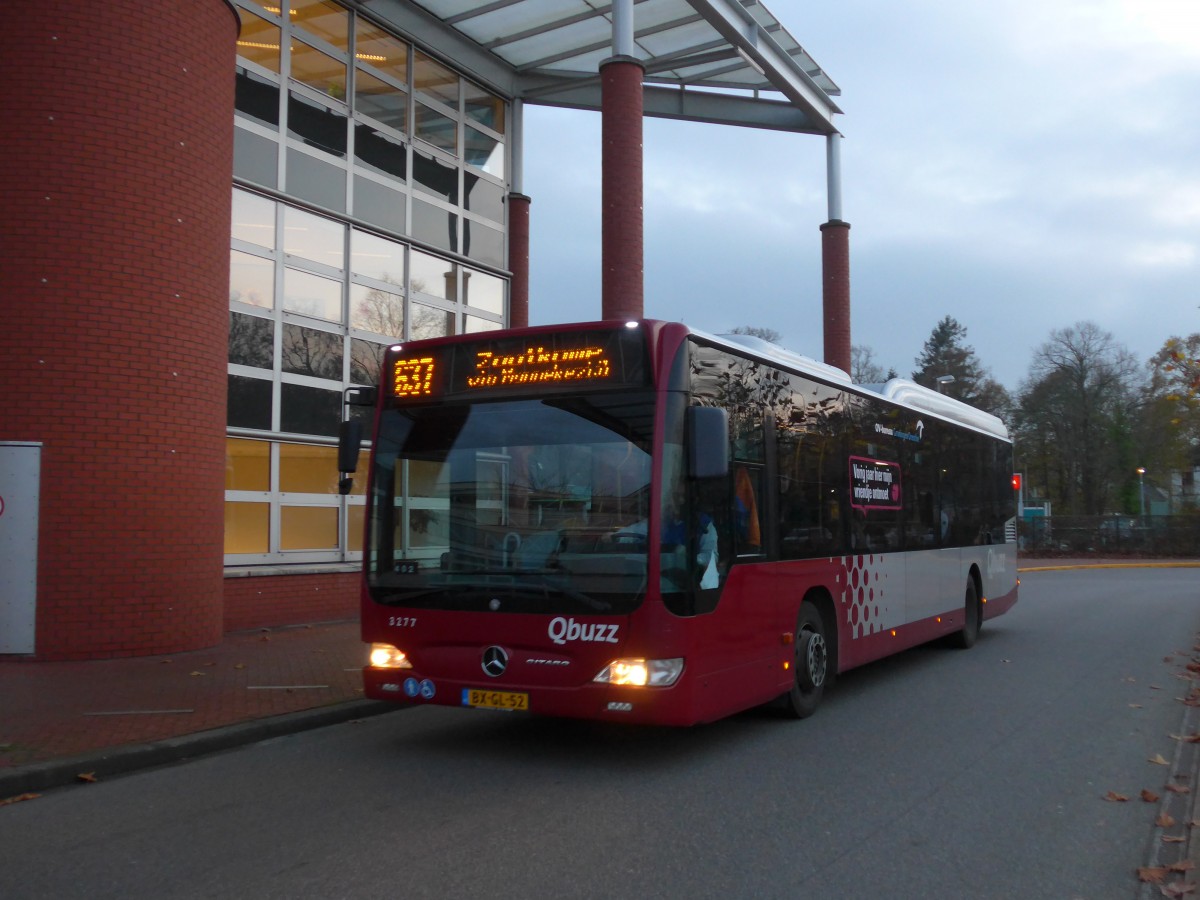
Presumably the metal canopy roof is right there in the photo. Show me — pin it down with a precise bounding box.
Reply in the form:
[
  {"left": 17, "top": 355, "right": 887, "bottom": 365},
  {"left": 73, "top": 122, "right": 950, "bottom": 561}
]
[{"left": 357, "top": 0, "right": 842, "bottom": 135}]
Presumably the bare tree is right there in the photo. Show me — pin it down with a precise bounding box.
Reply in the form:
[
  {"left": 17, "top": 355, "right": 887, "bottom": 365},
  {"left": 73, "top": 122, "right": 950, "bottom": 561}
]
[
  {"left": 729, "top": 325, "right": 782, "bottom": 344},
  {"left": 850, "top": 344, "right": 893, "bottom": 384},
  {"left": 351, "top": 284, "right": 405, "bottom": 339},
  {"left": 1013, "top": 321, "right": 1144, "bottom": 514}
]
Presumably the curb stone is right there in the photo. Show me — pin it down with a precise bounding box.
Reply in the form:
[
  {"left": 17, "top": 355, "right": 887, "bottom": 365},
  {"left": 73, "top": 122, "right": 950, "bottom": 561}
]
[{"left": 0, "top": 700, "right": 397, "bottom": 800}]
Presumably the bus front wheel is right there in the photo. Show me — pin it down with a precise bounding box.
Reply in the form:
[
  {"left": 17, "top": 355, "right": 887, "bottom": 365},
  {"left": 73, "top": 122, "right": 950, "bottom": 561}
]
[{"left": 783, "top": 605, "right": 828, "bottom": 719}]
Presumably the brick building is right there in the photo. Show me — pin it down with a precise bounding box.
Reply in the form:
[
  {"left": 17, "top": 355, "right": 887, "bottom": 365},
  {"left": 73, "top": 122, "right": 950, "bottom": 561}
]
[{"left": 0, "top": 0, "right": 844, "bottom": 659}]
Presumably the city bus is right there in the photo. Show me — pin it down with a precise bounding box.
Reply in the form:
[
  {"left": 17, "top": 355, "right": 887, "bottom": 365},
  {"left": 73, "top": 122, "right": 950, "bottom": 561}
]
[{"left": 339, "top": 319, "right": 1018, "bottom": 725}]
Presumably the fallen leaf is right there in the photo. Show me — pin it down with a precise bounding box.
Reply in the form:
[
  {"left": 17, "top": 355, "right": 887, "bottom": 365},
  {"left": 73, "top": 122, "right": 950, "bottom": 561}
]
[
  {"left": 1132, "top": 704, "right": 1145, "bottom": 709},
  {"left": 1168, "top": 784, "right": 1192, "bottom": 795},
  {"left": 1165, "top": 835, "right": 1188, "bottom": 844},
  {"left": 204, "top": 661, "right": 217, "bottom": 667},
  {"left": 1171, "top": 862, "right": 1197, "bottom": 874},
  {"left": 1141, "top": 867, "right": 1169, "bottom": 884},
  {"left": 77, "top": 772, "right": 97, "bottom": 783},
  {"left": 1144, "top": 789, "right": 1162, "bottom": 802},
  {"left": 0, "top": 793, "right": 42, "bottom": 806},
  {"left": 189, "top": 671, "right": 207, "bottom": 677},
  {"left": 160, "top": 659, "right": 173, "bottom": 664},
  {"left": 1151, "top": 753, "right": 1172, "bottom": 765},
  {"left": 260, "top": 636, "right": 271, "bottom": 642},
  {"left": 1158, "top": 813, "right": 1178, "bottom": 828},
  {"left": 1152, "top": 685, "right": 1164, "bottom": 690},
  {"left": 1104, "top": 791, "right": 1130, "bottom": 802},
  {"left": 234, "top": 663, "right": 246, "bottom": 670},
  {"left": 1160, "top": 881, "right": 1197, "bottom": 897}
]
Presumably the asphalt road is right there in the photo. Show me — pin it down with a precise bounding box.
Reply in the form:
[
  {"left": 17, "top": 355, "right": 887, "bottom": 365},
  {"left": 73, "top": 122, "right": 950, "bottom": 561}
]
[{"left": 2, "top": 568, "right": 1198, "bottom": 899}]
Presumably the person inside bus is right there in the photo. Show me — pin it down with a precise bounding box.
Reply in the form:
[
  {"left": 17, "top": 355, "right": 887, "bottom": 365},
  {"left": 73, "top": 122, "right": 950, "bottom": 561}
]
[
  {"left": 733, "top": 466, "right": 762, "bottom": 553},
  {"left": 615, "top": 483, "right": 687, "bottom": 542},
  {"left": 695, "top": 508, "right": 719, "bottom": 589},
  {"left": 850, "top": 509, "right": 872, "bottom": 551},
  {"left": 650, "top": 490, "right": 720, "bottom": 592}
]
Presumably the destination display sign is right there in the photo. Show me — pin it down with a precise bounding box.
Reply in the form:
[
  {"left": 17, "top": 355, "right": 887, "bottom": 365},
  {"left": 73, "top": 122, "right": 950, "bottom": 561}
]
[
  {"left": 386, "top": 327, "right": 647, "bottom": 401},
  {"left": 466, "top": 345, "right": 611, "bottom": 388}
]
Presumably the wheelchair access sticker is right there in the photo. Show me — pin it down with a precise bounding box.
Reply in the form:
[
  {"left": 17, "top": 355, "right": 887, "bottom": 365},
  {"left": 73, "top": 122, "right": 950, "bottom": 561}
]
[{"left": 404, "top": 677, "right": 436, "bottom": 700}]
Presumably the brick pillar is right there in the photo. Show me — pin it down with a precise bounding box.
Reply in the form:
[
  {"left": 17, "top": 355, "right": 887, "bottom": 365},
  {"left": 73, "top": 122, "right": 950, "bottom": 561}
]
[
  {"left": 820, "top": 220, "right": 852, "bottom": 375},
  {"left": 600, "top": 56, "right": 645, "bottom": 322},
  {"left": 0, "top": 1, "right": 238, "bottom": 659},
  {"left": 508, "top": 192, "right": 531, "bottom": 328}
]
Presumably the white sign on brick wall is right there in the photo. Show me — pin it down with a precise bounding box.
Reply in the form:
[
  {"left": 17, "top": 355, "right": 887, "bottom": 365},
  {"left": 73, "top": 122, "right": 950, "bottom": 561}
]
[{"left": 0, "top": 442, "right": 40, "bottom": 654}]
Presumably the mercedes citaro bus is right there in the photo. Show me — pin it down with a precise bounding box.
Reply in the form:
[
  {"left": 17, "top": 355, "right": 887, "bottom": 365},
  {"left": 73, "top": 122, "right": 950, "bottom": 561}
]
[{"left": 338, "top": 319, "right": 1018, "bottom": 725}]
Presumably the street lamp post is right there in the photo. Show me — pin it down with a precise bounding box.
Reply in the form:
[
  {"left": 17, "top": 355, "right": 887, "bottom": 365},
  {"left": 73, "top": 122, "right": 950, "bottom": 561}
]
[
  {"left": 936, "top": 375, "right": 955, "bottom": 393},
  {"left": 1137, "top": 467, "right": 1146, "bottom": 518}
]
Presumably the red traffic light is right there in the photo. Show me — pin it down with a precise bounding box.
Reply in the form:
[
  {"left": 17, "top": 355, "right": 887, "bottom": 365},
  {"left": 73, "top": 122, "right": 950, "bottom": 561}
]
[{"left": 1011, "top": 473, "right": 1022, "bottom": 491}]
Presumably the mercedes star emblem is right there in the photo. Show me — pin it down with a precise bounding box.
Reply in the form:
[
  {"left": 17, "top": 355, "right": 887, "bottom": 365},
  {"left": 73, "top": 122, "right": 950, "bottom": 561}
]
[{"left": 481, "top": 645, "right": 509, "bottom": 678}]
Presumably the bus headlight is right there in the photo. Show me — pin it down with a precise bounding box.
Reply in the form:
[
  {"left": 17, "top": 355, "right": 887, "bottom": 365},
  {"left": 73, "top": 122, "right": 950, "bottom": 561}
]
[
  {"left": 593, "top": 658, "right": 684, "bottom": 687},
  {"left": 369, "top": 643, "right": 413, "bottom": 669}
]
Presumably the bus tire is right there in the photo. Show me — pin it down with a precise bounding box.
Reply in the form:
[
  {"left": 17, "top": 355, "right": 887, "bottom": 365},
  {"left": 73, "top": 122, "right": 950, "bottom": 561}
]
[
  {"left": 951, "top": 578, "right": 981, "bottom": 649},
  {"left": 783, "top": 604, "right": 828, "bottom": 719}
]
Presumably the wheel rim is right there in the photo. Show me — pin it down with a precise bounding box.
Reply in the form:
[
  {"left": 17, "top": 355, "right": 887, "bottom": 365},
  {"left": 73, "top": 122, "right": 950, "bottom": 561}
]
[{"left": 799, "top": 630, "right": 827, "bottom": 691}]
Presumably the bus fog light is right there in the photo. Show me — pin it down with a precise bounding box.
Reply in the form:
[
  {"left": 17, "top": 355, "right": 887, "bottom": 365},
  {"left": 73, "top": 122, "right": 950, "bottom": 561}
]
[
  {"left": 594, "top": 658, "right": 683, "bottom": 687},
  {"left": 369, "top": 643, "right": 412, "bottom": 669}
]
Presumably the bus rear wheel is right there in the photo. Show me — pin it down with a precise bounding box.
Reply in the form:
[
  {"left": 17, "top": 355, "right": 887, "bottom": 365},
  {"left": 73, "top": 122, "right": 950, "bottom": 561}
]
[
  {"left": 783, "top": 605, "right": 828, "bottom": 719},
  {"left": 951, "top": 578, "right": 981, "bottom": 649}
]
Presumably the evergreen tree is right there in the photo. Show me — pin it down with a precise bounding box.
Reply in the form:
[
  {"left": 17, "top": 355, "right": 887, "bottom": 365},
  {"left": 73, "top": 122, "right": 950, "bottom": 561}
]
[{"left": 912, "top": 316, "right": 1010, "bottom": 416}]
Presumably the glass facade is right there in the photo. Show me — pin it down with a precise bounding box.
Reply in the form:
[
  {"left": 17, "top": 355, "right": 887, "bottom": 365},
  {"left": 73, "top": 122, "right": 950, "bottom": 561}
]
[{"left": 228, "top": 0, "right": 510, "bottom": 564}]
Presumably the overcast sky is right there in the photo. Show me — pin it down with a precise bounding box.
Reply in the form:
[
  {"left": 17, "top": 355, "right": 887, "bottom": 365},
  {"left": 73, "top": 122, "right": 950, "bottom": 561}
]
[{"left": 520, "top": 0, "right": 1199, "bottom": 390}]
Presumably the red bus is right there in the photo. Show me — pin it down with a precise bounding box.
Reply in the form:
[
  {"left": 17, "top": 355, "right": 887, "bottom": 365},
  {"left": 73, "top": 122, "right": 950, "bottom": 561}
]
[{"left": 339, "top": 320, "right": 1018, "bottom": 725}]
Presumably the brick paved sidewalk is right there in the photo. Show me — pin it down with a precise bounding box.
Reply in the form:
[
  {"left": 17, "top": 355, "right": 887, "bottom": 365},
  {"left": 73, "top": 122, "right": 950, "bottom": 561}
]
[{"left": 0, "top": 620, "right": 372, "bottom": 788}]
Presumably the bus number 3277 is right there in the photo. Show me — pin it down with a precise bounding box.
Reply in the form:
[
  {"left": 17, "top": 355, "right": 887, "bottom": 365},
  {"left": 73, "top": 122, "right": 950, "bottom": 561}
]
[{"left": 340, "top": 319, "right": 1018, "bottom": 726}]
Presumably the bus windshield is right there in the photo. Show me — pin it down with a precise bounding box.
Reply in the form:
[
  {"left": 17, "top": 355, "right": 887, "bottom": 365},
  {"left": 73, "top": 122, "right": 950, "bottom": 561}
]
[{"left": 367, "top": 391, "right": 656, "bottom": 615}]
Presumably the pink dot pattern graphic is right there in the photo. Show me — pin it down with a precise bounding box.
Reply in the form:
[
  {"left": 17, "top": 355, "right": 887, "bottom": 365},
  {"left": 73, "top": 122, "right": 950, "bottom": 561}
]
[{"left": 839, "top": 554, "right": 896, "bottom": 639}]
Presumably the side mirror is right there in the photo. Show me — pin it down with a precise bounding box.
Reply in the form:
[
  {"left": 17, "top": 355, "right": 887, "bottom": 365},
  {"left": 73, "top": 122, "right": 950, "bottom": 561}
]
[
  {"left": 338, "top": 419, "right": 362, "bottom": 473},
  {"left": 687, "top": 406, "right": 729, "bottom": 480},
  {"left": 337, "top": 387, "right": 377, "bottom": 495},
  {"left": 337, "top": 419, "right": 362, "bottom": 495}
]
